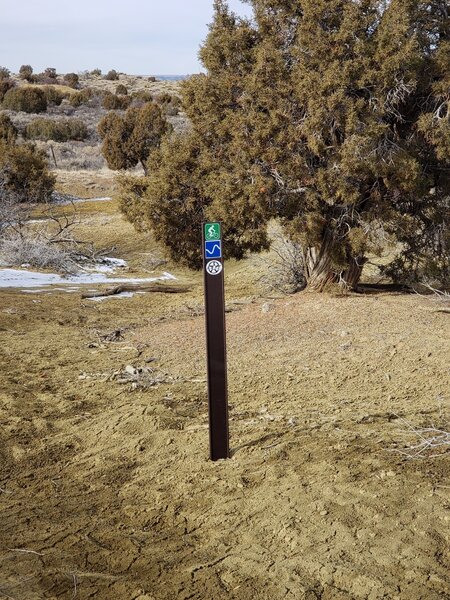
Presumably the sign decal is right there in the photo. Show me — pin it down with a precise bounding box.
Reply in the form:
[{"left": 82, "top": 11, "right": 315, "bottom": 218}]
[
  {"left": 206, "top": 260, "right": 223, "bottom": 276},
  {"left": 205, "top": 240, "right": 222, "bottom": 259}
]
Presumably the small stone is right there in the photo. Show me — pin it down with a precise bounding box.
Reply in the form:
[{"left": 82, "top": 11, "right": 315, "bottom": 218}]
[
  {"left": 262, "top": 303, "right": 272, "bottom": 313},
  {"left": 320, "top": 510, "right": 328, "bottom": 516}
]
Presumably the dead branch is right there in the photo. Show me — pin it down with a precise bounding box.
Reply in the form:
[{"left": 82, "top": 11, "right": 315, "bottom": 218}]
[{"left": 81, "top": 283, "right": 191, "bottom": 299}]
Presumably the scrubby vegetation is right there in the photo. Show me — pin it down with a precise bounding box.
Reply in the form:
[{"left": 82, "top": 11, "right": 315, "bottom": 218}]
[
  {"left": 68, "top": 87, "right": 101, "bottom": 108},
  {"left": 0, "top": 113, "right": 18, "bottom": 144},
  {"left": 131, "top": 90, "right": 154, "bottom": 105},
  {"left": 19, "top": 65, "right": 34, "bottom": 82},
  {"left": 98, "top": 102, "right": 171, "bottom": 172},
  {"left": 0, "top": 78, "right": 15, "bottom": 103},
  {"left": 64, "top": 73, "right": 80, "bottom": 89},
  {"left": 0, "top": 140, "right": 55, "bottom": 203},
  {"left": 42, "top": 86, "right": 66, "bottom": 106},
  {"left": 102, "top": 93, "right": 130, "bottom": 111},
  {"left": 102, "top": 92, "right": 132, "bottom": 111},
  {"left": 0, "top": 112, "right": 18, "bottom": 145},
  {"left": 105, "top": 69, "right": 120, "bottom": 81},
  {"left": 116, "top": 84, "right": 128, "bottom": 96},
  {"left": 25, "top": 118, "right": 88, "bottom": 142},
  {"left": 2, "top": 86, "right": 47, "bottom": 113}
]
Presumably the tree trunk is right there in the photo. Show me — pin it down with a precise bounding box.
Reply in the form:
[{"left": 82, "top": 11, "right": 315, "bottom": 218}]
[
  {"left": 303, "top": 233, "right": 337, "bottom": 292},
  {"left": 303, "top": 235, "right": 365, "bottom": 292},
  {"left": 340, "top": 256, "right": 366, "bottom": 290}
]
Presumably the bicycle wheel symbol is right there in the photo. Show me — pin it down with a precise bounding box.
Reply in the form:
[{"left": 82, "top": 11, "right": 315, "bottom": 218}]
[{"left": 206, "top": 260, "right": 223, "bottom": 276}]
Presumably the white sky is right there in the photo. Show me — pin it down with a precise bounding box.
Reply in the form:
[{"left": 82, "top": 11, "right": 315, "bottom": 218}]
[{"left": 0, "top": 0, "right": 253, "bottom": 75}]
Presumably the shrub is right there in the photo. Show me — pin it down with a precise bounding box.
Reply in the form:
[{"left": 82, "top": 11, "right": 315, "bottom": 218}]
[
  {"left": 25, "top": 118, "right": 88, "bottom": 142},
  {"left": 99, "top": 102, "right": 170, "bottom": 172},
  {"left": 0, "top": 140, "right": 55, "bottom": 203},
  {"left": 0, "top": 79, "right": 15, "bottom": 103},
  {"left": 155, "top": 93, "right": 180, "bottom": 115},
  {"left": 148, "top": 76, "right": 157, "bottom": 82},
  {"left": 259, "top": 233, "right": 306, "bottom": 294},
  {"left": 44, "top": 67, "right": 57, "bottom": 80},
  {"left": 105, "top": 69, "right": 119, "bottom": 81},
  {"left": 0, "top": 67, "right": 10, "bottom": 80},
  {"left": 117, "top": 174, "right": 149, "bottom": 231},
  {"left": 68, "top": 87, "right": 96, "bottom": 107},
  {"left": 0, "top": 113, "right": 18, "bottom": 144},
  {"left": 19, "top": 65, "right": 33, "bottom": 81},
  {"left": 0, "top": 236, "right": 77, "bottom": 272},
  {"left": 64, "top": 73, "right": 79, "bottom": 88},
  {"left": 2, "top": 87, "right": 47, "bottom": 113},
  {"left": 35, "top": 67, "right": 59, "bottom": 85},
  {"left": 164, "top": 104, "right": 180, "bottom": 116},
  {"left": 115, "top": 84, "right": 128, "bottom": 96},
  {"left": 90, "top": 68, "right": 102, "bottom": 76},
  {"left": 102, "top": 93, "right": 131, "bottom": 111},
  {"left": 131, "top": 90, "right": 153, "bottom": 104},
  {"left": 155, "top": 92, "right": 172, "bottom": 105},
  {"left": 42, "top": 86, "right": 66, "bottom": 106}
]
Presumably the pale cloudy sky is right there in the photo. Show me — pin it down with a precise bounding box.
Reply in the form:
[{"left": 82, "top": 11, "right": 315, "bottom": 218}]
[{"left": 0, "top": 0, "right": 252, "bottom": 75}]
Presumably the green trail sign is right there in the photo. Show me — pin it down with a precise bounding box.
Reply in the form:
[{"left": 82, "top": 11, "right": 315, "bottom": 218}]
[
  {"left": 204, "top": 223, "right": 221, "bottom": 241},
  {"left": 203, "top": 222, "right": 230, "bottom": 461}
]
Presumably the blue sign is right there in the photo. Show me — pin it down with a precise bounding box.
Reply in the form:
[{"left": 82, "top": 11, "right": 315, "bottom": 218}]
[{"left": 205, "top": 240, "right": 222, "bottom": 259}]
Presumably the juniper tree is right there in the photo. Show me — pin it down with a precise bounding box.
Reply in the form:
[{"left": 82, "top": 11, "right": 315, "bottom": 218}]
[
  {"left": 0, "top": 113, "right": 18, "bottom": 145},
  {"left": 0, "top": 141, "right": 55, "bottom": 203},
  {"left": 98, "top": 102, "right": 171, "bottom": 173},
  {"left": 122, "top": 0, "right": 449, "bottom": 288}
]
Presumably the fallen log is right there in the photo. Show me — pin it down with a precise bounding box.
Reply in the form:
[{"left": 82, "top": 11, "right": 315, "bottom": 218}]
[{"left": 81, "top": 283, "right": 191, "bottom": 299}]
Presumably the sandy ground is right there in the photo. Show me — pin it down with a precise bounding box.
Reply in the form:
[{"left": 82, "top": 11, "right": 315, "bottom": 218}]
[{"left": 0, "top": 253, "right": 449, "bottom": 600}]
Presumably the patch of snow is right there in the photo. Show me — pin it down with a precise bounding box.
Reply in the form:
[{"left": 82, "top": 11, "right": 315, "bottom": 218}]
[
  {"left": 26, "top": 219, "right": 51, "bottom": 225},
  {"left": 81, "top": 257, "right": 128, "bottom": 274},
  {"left": 50, "top": 192, "right": 113, "bottom": 205},
  {"left": 88, "top": 292, "right": 135, "bottom": 302},
  {"left": 162, "top": 271, "right": 177, "bottom": 281},
  {"left": 0, "top": 268, "right": 175, "bottom": 290}
]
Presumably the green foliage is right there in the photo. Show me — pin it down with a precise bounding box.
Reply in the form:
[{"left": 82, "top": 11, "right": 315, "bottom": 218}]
[
  {"left": 121, "top": 0, "right": 449, "bottom": 288},
  {"left": 0, "top": 113, "right": 18, "bottom": 144},
  {"left": 2, "top": 86, "right": 47, "bottom": 113},
  {"left": 90, "top": 68, "right": 102, "bottom": 76},
  {"left": 19, "top": 65, "right": 33, "bottom": 81},
  {"left": 42, "top": 86, "right": 66, "bottom": 106},
  {"left": 131, "top": 90, "right": 153, "bottom": 104},
  {"left": 155, "top": 92, "right": 181, "bottom": 116},
  {"left": 102, "top": 92, "right": 132, "bottom": 110},
  {"left": 115, "top": 84, "right": 128, "bottom": 96},
  {"left": 98, "top": 102, "right": 171, "bottom": 172},
  {"left": 0, "top": 140, "right": 55, "bottom": 203},
  {"left": 0, "top": 67, "right": 10, "bottom": 80},
  {"left": 64, "top": 73, "right": 79, "bottom": 88},
  {"left": 0, "top": 79, "right": 15, "bottom": 103},
  {"left": 25, "top": 118, "right": 88, "bottom": 142},
  {"left": 155, "top": 92, "right": 173, "bottom": 105},
  {"left": 117, "top": 174, "right": 150, "bottom": 231},
  {"left": 105, "top": 69, "right": 119, "bottom": 81},
  {"left": 68, "top": 87, "right": 100, "bottom": 107},
  {"left": 44, "top": 67, "right": 57, "bottom": 80}
]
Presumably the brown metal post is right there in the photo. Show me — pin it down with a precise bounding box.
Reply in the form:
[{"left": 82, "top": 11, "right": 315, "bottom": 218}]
[{"left": 203, "top": 222, "right": 230, "bottom": 461}]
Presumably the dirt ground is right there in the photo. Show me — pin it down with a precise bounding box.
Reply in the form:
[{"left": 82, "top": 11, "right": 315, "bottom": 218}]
[{"left": 0, "top": 202, "right": 449, "bottom": 600}]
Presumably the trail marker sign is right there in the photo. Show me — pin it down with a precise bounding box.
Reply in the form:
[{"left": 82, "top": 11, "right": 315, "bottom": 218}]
[
  {"left": 203, "top": 222, "right": 230, "bottom": 461},
  {"left": 205, "top": 240, "right": 222, "bottom": 259}
]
